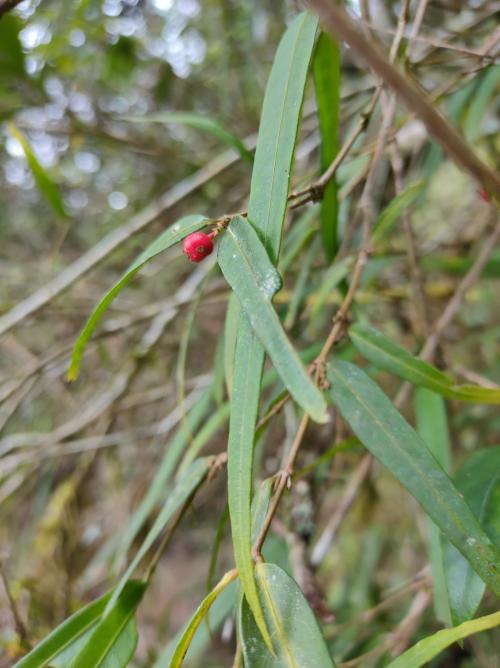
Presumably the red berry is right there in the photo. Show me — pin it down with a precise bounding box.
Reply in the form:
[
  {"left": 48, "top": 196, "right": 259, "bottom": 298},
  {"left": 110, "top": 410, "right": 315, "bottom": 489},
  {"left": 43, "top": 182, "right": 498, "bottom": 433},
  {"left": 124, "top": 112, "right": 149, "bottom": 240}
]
[{"left": 182, "top": 231, "right": 214, "bottom": 262}]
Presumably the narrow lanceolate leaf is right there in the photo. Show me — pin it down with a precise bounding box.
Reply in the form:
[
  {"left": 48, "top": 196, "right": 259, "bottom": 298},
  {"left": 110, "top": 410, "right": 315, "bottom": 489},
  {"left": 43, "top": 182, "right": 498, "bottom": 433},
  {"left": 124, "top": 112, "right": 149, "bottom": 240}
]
[
  {"left": 9, "top": 124, "right": 68, "bottom": 219},
  {"left": 350, "top": 323, "right": 500, "bottom": 404},
  {"left": 12, "top": 590, "right": 112, "bottom": 668},
  {"left": 414, "top": 388, "right": 451, "bottom": 625},
  {"left": 68, "top": 581, "right": 145, "bottom": 668},
  {"left": 123, "top": 111, "right": 253, "bottom": 162},
  {"left": 218, "top": 217, "right": 327, "bottom": 423},
  {"left": 168, "top": 570, "right": 238, "bottom": 668},
  {"left": 463, "top": 65, "right": 500, "bottom": 143},
  {"left": 107, "top": 457, "right": 213, "bottom": 612},
  {"left": 371, "top": 181, "right": 424, "bottom": 242},
  {"left": 68, "top": 214, "right": 208, "bottom": 380},
  {"left": 239, "top": 563, "right": 336, "bottom": 667},
  {"left": 247, "top": 11, "right": 318, "bottom": 263},
  {"left": 113, "top": 388, "right": 213, "bottom": 572},
  {"left": 227, "top": 11, "right": 318, "bottom": 650},
  {"left": 313, "top": 32, "right": 340, "bottom": 259},
  {"left": 329, "top": 361, "right": 500, "bottom": 597},
  {"left": 386, "top": 610, "right": 500, "bottom": 668},
  {"left": 443, "top": 447, "right": 500, "bottom": 625},
  {"left": 153, "top": 581, "right": 237, "bottom": 668}
]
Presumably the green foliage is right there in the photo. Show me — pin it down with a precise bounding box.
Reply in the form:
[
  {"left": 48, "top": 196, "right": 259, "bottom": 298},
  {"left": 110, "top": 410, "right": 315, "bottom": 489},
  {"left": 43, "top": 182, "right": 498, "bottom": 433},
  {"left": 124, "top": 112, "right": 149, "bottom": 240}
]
[
  {"left": 3, "top": 3, "right": 500, "bottom": 667},
  {"left": 123, "top": 111, "right": 253, "bottom": 162},
  {"left": 414, "top": 388, "right": 452, "bottom": 624},
  {"left": 313, "top": 32, "right": 341, "bottom": 259},
  {"left": 386, "top": 611, "right": 500, "bottom": 668},
  {"left": 350, "top": 323, "right": 500, "bottom": 403},
  {"left": 218, "top": 216, "right": 327, "bottom": 423},
  {"left": 239, "top": 563, "right": 336, "bottom": 666},
  {"left": 443, "top": 447, "right": 500, "bottom": 624},
  {"left": 12, "top": 583, "right": 144, "bottom": 668},
  {"left": 329, "top": 360, "right": 500, "bottom": 596},
  {"left": 9, "top": 124, "right": 69, "bottom": 219},
  {"left": 68, "top": 214, "right": 208, "bottom": 380},
  {"left": 225, "top": 11, "right": 318, "bottom": 650}
]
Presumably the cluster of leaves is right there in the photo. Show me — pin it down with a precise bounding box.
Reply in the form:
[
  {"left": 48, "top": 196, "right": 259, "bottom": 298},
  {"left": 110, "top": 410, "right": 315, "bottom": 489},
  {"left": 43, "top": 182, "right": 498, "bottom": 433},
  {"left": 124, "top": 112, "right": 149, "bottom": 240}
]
[{"left": 1, "top": 2, "right": 499, "bottom": 668}]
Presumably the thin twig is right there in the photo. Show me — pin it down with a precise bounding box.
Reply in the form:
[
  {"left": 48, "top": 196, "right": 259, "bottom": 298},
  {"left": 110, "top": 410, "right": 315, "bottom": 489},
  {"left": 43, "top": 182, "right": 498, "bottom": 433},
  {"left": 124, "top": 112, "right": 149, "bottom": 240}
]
[
  {"left": 0, "top": 562, "right": 30, "bottom": 650},
  {"left": 307, "top": 0, "right": 500, "bottom": 197}
]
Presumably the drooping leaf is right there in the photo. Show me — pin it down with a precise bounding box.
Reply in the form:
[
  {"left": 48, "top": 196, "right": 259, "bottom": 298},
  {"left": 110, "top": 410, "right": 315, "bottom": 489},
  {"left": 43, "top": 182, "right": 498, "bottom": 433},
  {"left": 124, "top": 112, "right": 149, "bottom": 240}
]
[
  {"left": 68, "top": 582, "right": 145, "bottom": 668},
  {"left": 113, "top": 388, "right": 213, "bottom": 572},
  {"left": 227, "top": 11, "right": 318, "bottom": 649},
  {"left": 9, "top": 124, "right": 69, "bottom": 219},
  {"left": 328, "top": 360, "right": 500, "bottom": 597},
  {"left": 123, "top": 111, "right": 253, "bottom": 162},
  {"left": 153, "top": 581, "right": 237, "bottom": 668},
  {"left": 313, "top": 32, "right": 340, "bottom": 259},
  {"left": 443, "top": 447, "right": 500, "bottom": 624},
  {"left": 12, "top": 590, "right": 112, "bottom": 668},
  {"left": 218, "top": 216, "right": 327, "bottom": 423},
  {"left": 350, "top": 323, "right": 500, "bottom": 403},
  {"left": 414, "top": 388, "right": 452, "bottom": 624},
  {"left": 386, "top": 610, "right": 500, "bottom": 668},
  {"left": 107, "top": 457, "right": 213, "bottom": 612},
  {"left": 239, "top": 562, "right": 336, "bottom": 666},
  {"left": 168, "top": 570, "right": 238, "bottom": 668},
  {"left": 68, "top": 214, "right": 208, "bottom": 380}
]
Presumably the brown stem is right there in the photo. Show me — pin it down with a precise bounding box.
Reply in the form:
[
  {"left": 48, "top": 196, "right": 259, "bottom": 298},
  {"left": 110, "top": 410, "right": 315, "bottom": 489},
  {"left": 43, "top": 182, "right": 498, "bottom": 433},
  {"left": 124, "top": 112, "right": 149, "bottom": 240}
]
[{"left": 307, "top": 0, "right": 500, "bottom": 198}]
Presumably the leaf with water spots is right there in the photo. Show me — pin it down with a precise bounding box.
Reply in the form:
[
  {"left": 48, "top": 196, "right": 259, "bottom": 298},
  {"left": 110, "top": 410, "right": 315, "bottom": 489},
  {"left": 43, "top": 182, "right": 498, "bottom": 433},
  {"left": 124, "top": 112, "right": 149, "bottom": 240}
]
[
  {"left": 329, "top": 360, "right": 500, "bottom": 598},
  {"left": 218, "top": 216, "right": 327, "bottom": 423}
]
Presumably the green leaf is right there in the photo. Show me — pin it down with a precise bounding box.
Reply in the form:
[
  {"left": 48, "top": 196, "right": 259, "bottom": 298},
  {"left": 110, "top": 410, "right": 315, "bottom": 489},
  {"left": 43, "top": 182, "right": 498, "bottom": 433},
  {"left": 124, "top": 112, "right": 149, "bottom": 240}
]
[
  {"left": 309, "top": 255, "right": 353, "bottom": 328},
  {"left": 12, "top": 590, "right": 112, "bottom": 668},
  {"left": 68, "top": 582, "right": 145, "bottom": 668},
  {"left": 107, "top": 457, "right": 213, "bottom": 612},
  {"left": 227, "top": 10, "right": 318, "bottom": 650},
  {"left": 246, "top": 11, "right": 318, "bottom": 265},
  {"left": 251, "top": 478, "right": 274, "bottom": 543},
  {"left": 371, "top": 181, "right": 424, "bottom": 242},
  {"left": 386, "top": 610, "right": 500, "bottom": 668},
  {"left": 443, "top": 447, "right": 500, "bottom": 624},
  {"left": 113, "top": 388, "right": 213, "bottom": 572},
  {"left": 223, "top": 295, "right": 240, "bottom": 397},
  {"left": 313, "top": 32, "right": 341, "bottom": 259},
  {"left": 328, "top": 360, "right": 500, "bottom": 597},
  {"left": 414, "top": 388, "right": 452, "bottom": 625},
  {"left": 218, "top": 216, "right": 327, "bottom": 423},
  {"left": 153, "top": 581, "right": 237, "bottom": 668},
  {"left": 9, "top": 124, "right": 69, "bottom": 219},
  {"left": 68, "top": 214, "right": 208, "bottom": 380},
  {"left": 123, "top": 111, "right": 253, "bottom": 162},
  {"left": 239, "top": 563, "right": 336, "bottom": 666},
  {"left": 0, "top": 16, "right": 24, "bottom": 78},
  {"left": 176, "top": 402, "right": 230, "bottom": 475},
  {"left": 350, "top": 323, "right": 500, "bottom": 404},
  {"left": 168, "top": 569, "right": 238, "bottom": 668},
  {"left": 463, "top": 65, "right": 500, "bottom": 143}
]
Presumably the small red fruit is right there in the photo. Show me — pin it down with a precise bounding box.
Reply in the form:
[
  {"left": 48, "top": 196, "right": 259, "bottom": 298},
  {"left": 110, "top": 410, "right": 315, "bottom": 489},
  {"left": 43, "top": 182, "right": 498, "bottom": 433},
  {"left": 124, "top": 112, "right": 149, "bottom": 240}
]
[{"left": 182, "top": 231, "right": 214, "bottom": 262}]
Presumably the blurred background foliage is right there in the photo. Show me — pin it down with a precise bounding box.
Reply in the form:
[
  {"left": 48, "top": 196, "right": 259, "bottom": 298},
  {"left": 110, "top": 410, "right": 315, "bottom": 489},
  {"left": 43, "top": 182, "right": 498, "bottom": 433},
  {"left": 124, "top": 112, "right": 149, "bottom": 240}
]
[{"left": 0, "top": 0, "right": 499, "bottom": 666}]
